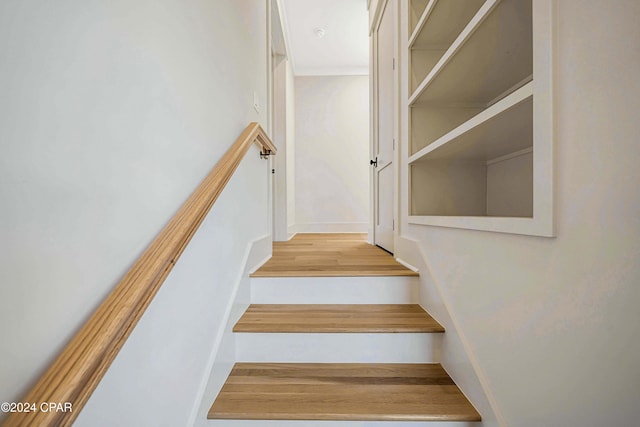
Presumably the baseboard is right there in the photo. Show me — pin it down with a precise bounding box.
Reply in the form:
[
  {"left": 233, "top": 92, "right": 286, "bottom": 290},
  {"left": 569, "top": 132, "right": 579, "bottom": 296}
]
[
  {"left": 394, "top": 256, "right": 419, "bottom": 273},
  {"left": 188, "top": 234, "right": 272, "bottom": 427},
  {"left": 292, "top": 222, "right": 368, "bottom": 233},
  {"left": 287, "top": 224, "right": 297, "bottom": 240},
  {"left": 396, "top": 235, "right": 505, "bottom": 427}
]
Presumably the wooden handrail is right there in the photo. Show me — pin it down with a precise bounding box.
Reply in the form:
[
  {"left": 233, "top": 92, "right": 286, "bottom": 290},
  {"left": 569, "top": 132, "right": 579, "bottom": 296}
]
[{"left": 3, "top": 123, "right": 275, "bottom": 427}]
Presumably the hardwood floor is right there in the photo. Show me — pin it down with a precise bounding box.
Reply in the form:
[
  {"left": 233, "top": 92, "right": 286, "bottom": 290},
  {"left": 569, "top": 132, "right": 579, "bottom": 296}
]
[
  {"left": 208, "top": 363, "right": 481, "bottom": 421},
  {"left": 251, "top": 233, "right": 418, "bottom": 277},
  {"left": 234, "top": 304, "right": 445, "bottom": 333}
]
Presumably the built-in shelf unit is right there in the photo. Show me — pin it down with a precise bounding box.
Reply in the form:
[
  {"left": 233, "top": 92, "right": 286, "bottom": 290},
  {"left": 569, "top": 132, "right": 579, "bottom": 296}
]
[{"left": 405, "top": 0, "right": 554, "bottom": 236}]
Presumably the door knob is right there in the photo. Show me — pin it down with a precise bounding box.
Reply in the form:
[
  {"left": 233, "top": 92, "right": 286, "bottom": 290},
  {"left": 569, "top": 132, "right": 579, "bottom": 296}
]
[{"left": 370, "top": 157, "right": 378, "bottom": 167}]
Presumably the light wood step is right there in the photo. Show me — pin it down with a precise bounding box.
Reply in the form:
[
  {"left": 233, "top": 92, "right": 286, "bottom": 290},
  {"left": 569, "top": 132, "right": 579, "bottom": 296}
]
[
  {"left": 234, "top": 304, "right": 445, "bottom": 333},
  {"left": 233, "top": 305, "right": 443, "bottom": 363},
  {"left": 208, "top": 363, "right": 481, "bottom": 422},
  {"left": 251, "top": 233, "right": 418, "bottom": 277}
]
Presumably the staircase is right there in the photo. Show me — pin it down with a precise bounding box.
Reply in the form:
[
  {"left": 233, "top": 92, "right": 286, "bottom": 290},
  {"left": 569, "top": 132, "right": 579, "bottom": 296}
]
[{"left": 207, "top": 234, "right": 481, "bottom": 426}]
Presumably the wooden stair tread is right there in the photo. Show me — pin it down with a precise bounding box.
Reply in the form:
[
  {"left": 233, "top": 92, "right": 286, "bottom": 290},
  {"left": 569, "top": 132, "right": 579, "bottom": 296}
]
[
  {"left": 251, "top": 233, "right": 418, "bottom": 277},
  {"left": 208, "top": 363, "right": 481, "bottom": 421},
  {"left": 234, "top": 304, "right": 445, "bottom": 333}
]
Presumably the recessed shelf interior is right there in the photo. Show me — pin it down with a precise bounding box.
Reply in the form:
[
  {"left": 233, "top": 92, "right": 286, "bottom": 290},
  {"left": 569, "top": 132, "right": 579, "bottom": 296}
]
[
  {"left": 404, "top": 0, "right": 553, "bottom": 235},
  {"left": 411, "top": 85, "right": 533, "bottom": 162},
  {"left": 410, "top": 153, "right": 533, "bottom": 217},
  {"left": 410, "top": 95, "right": 533, "bottom": 218},
  {"left": 411, "top": 0, "right": 532, "bottom": 105},
  {"left": 409, "top": 0, "right": 532, "bottom": 155},
  {"left": 409, "top": 0, "right": 485, "bottom": 93}
]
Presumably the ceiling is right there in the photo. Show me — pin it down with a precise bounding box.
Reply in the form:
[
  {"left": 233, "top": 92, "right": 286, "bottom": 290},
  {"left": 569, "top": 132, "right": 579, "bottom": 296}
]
[{"left": 279, "top": 0, "right": 369, "bottom": 76}]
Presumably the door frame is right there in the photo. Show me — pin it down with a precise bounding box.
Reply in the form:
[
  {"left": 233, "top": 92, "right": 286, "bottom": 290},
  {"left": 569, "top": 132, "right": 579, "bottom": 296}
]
[
  {"left": 268, "top": 0, "right": 290, "bottom": 241},
  {"left": 369, "top": 0, "right": 399, "bottom": 252}
]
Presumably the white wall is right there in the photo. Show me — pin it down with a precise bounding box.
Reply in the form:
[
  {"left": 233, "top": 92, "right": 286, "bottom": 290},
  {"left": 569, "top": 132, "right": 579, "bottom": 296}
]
[
  {"left": 76, "top": 156, "right": 270, "bottom": 427},
  {"left": 399, "top": 1, "right": 640, "bottom": 426},
  {"left": 294, "top": 75, "right": 369, "bottom": 233},
  {"left": 0, "top": 0, "right": 270, "bottom": 425}
]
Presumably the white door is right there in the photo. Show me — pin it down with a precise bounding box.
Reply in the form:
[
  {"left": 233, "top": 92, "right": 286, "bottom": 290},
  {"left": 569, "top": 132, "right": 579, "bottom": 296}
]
[{"left": 373, "top": 0, "right": 395, "bottom": 253}]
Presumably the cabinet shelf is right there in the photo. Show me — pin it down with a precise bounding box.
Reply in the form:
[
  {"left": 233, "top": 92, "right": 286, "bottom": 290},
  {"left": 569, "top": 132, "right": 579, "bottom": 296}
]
[
  {"left": 408, "top": 0, "right": 532, "bottom": 155},
  {"left": 403, "top": 0, "right": 554, "bottom": 236},
  {"left": 409, "top": 0, "right": 532, "bottom": 106},
  {"left": 409, "top": 82, "right": 533, "bottom": 164},
  {"left": 408, "top": 0, "right": 484, "bottom": 94},
  {"left": 409, "top": 86, "right": 533, "bottom": 219},
  {"left": 409, "top": 0, "right": 485, "bottom": 48}
]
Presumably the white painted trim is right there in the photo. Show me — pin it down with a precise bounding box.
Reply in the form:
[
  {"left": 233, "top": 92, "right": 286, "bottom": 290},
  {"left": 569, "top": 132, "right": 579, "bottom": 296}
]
[
  {"left": 251, "top": 275, "right": 418, "bottom": 304},
  {"left": 486, "top": 146, "right": 533, "bottom": 166},
  {"left": 287, "top": 224, "right": 298, "bottom": 239},
  {"left": 369, "top": 0, "right": 384, "bottom": 35},
  {"left": 408, "top": 214, "right": 551, "bottom": 237},
  {"left": 272, "top": 54, "right": 289, "bottom": 242},
  {"left": 394, "top": 256, "right": 419, "bottom": 273},
  {"left": 266, "top": 1, "right": 273, "bottom": 135},
  {"left": 266, "top": 1, "right": 275, "bottom": 240},
  {"left": 370, "top": 0, "right": 400, "bottom": 253},
  {"left": 405, "top": 0, "right": 555, "bottom": 238},
  {"left": 368, "top": 8, "right": 377, "bottom": 246},
  {"left": 396, "top": 235, "right": 506, "bottom": 426},
  {"left": 236, "top": 332, "right": 442, "bottom": 363},
  {"left": 295, "top": 67, "right": 369, "bottom": 76},
  {"left": 187, "top": 234, "right": 272, "bottom": 427},
  {"left": 277, "top": 0, "right": 296, "bottom": 74},
  {"left": 408, "top": 0, "right": 437, "bottom": 47},
  {"left": 532, "top": 0, "right": 557, "bottom": 238},
  {"left": 293, "top": 222, "right": 369, "bottom": 233},
  {"left": 249, "top": 256, "right": 273, "bottom": 277},
  {"left": 392, "top": 0, "right": 401, "bottom": 252},
  {"left": 486, "top": 73, "right": 533, "bottom": 108},
  {"left": 270, "top": 0, "right": 287, "bottom": 58}
]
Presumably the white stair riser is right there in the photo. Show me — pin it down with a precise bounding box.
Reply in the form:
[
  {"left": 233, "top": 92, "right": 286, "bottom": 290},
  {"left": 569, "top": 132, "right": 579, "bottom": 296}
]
[
  {"left": 207, "top": 420, "right": 481, "bottom": 427},
  {"left": 235, "top": 333, "right": 442, "bottom": 363},
  {"left": 250, "top": 276, "right": 419, "bottom": 304}
]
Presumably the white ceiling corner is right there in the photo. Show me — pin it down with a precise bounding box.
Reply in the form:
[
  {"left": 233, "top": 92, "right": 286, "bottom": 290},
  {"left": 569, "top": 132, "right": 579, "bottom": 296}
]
[{"left": 279, "top": 0, "right": 369, "bottom": 76}]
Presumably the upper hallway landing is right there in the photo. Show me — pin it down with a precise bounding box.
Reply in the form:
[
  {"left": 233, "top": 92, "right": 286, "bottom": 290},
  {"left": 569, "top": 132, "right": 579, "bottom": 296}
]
[{"left": 251, "top": 233, "right": 418, "bottom": 277}]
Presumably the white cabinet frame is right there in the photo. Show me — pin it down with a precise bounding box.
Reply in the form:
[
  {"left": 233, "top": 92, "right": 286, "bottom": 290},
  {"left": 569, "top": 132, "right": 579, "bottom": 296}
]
[{"left": 402, "top": 0, "right": 556, "bottom": 237}]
